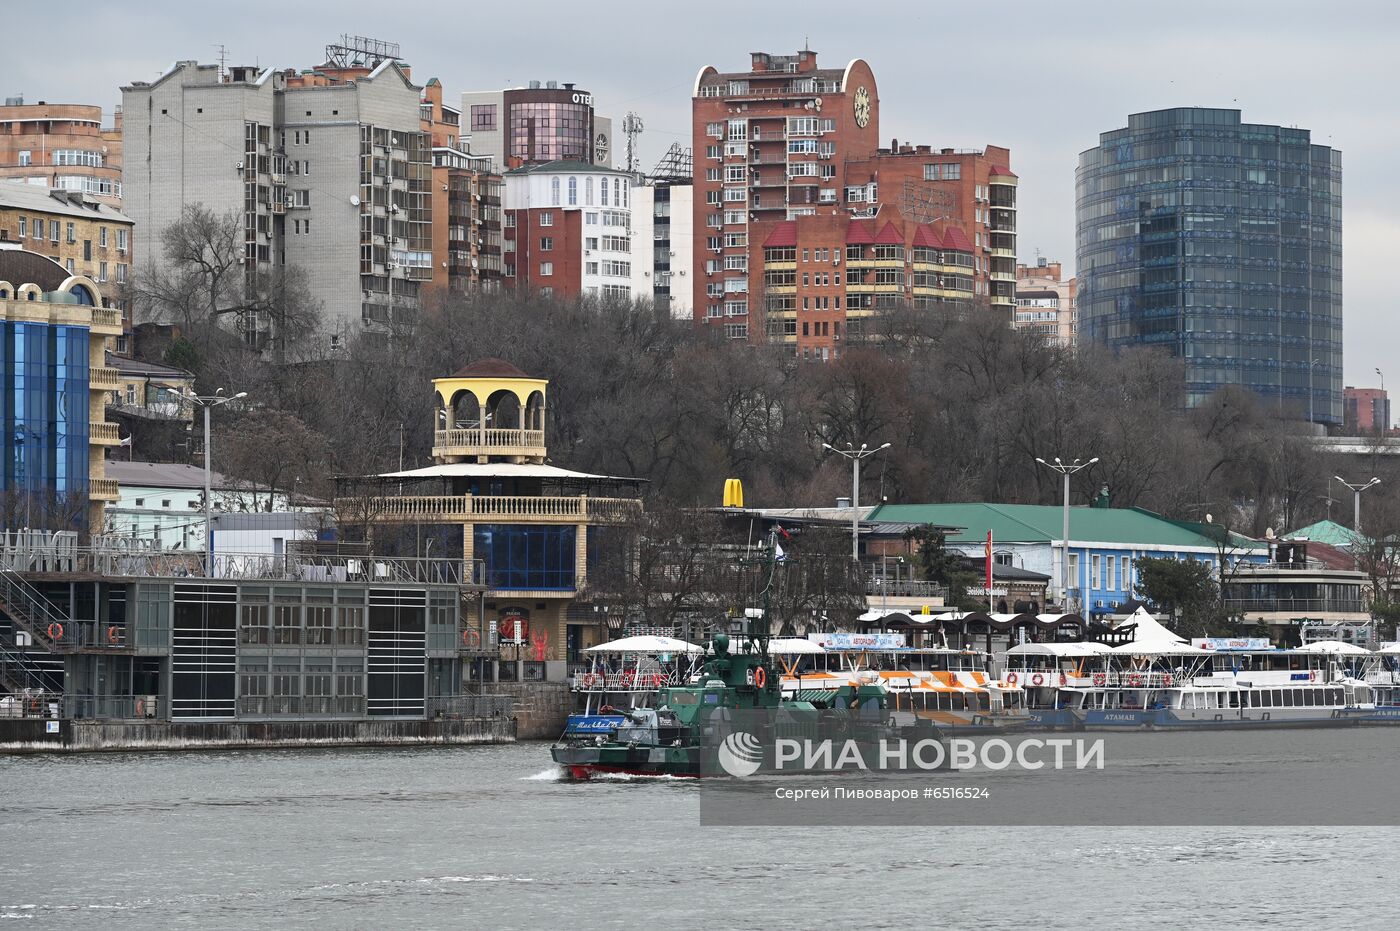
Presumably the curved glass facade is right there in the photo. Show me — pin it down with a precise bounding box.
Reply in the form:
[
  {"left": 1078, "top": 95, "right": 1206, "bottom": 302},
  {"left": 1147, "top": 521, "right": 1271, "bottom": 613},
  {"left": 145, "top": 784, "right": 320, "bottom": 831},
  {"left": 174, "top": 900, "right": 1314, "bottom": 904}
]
[
  {"left": 1076, "top": 108, "right": 1342, "bottom": 422},
  {"left": 2, "top": 320, "right": 91, "bottom": 512}
]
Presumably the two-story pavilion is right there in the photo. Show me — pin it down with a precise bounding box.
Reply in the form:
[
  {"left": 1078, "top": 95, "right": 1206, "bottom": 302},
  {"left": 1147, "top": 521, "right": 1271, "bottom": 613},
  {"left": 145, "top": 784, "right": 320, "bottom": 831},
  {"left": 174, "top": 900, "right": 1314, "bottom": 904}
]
[{"left": 338, "top": 359, "right": 644, "bottom": 672}]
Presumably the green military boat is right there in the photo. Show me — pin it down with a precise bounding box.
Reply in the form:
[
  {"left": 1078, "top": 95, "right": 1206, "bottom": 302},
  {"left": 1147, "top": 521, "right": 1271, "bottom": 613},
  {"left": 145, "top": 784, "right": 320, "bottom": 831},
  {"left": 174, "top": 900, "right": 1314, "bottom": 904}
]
[{"left": 550, "top": 627, "right": 888, "bottom": 779}]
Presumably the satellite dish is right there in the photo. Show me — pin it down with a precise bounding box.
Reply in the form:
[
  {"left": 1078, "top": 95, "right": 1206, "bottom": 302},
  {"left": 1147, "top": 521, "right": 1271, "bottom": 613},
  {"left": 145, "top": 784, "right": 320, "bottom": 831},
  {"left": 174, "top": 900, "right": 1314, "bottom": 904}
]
[{"left": 350, "top": 195, "right": 361, "bottom": 206}]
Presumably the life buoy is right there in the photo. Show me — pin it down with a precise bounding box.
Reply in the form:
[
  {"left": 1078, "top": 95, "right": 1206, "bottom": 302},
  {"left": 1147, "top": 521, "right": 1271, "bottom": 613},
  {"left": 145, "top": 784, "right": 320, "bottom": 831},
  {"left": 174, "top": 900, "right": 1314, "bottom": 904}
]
[
  {"left": 1006, "top": 672, "right": 1019, "bottom": 686},
  {"left": 107, "top": 626, "right": 120, "bottom": 645},
  {"left": 1162, "top": 673, "right": 1174, "bottom": 687},
  {"left": 47, "top": 622, "right": 63, "bottom": 641},
  {"left": 1309, "top": 670, "right": 1317, "bottom": 682},
  {"left": 1059, "top": 672, "right": 1068, "bottom": 687},
  {"left": 1092, "top": 673, "right": 1106, "bottom": 687},
  {"left": 753, "top": 666, "right": 767, "bottom": 689},
  {"left": 1127, "top": 673, "right": 1144, "bottom": 688},
  {"left": 621, "top": 671, "right": 636, "bottom": 688},
  {"left": 650, "top": 673, "right": 665, "bottom": 688},
  {"left": 461, "top": 628, "right": 481, "bottom": 648},
  {"left": 1030, "top": 672, "right": 1045, "bottom": 688},
  {"left": 134, "top": 698, "right": 145, "bottom": 718}
]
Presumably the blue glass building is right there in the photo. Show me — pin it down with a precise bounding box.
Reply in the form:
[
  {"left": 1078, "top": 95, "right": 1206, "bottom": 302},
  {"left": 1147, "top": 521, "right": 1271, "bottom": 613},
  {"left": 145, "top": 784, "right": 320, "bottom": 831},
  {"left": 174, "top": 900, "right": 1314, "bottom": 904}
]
[
  {"left": 0, "top": 249, "right": 118, "bottom": 530},
  {"left": 1076, "top": 108, "right": 1342, "bottom": 422}
]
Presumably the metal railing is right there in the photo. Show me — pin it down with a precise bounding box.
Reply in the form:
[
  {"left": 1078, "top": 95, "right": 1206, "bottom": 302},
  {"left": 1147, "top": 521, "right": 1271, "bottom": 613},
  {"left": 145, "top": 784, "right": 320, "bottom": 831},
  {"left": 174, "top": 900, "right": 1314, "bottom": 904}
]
[
  {"left": 426, "top": 694, "right": 513, "bottom": 718},
  {"left": 0, "top": 568, "right": 83, "bottom": 651},
  {"left": 0, "top": 640, "right": 55, "bottom": 693},
  {"left": 864, "top": 577, "right": 948, "bottom": 598},
  {"left": 569, "top": 671, "right": 677, "bottom": 692},
  {"left": 83, "top": 549, "right": 484, "bottom": 587}
]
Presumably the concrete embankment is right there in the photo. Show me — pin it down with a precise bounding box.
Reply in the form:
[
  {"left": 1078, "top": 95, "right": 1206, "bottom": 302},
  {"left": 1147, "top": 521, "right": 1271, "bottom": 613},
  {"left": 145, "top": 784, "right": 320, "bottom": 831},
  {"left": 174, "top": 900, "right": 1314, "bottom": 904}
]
[
  {"left": 491, "top": 681, "right": 571, "bottom": 739},
  {"left": 0, "top": 716, "right": 516, "bottom": 753}
]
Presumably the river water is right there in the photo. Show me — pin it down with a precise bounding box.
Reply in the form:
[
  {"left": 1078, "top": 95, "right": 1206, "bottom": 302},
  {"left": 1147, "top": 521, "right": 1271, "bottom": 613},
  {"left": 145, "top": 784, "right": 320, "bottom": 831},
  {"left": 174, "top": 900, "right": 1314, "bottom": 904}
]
[{"left": 1, "top": 740, "right": 1396, "bottom": 929}]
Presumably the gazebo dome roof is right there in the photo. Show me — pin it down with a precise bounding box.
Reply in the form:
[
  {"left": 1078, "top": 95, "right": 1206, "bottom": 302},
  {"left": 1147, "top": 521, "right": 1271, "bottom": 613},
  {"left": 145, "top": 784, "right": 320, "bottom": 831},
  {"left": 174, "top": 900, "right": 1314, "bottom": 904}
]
[{"left": 451, "top": 358, "right": 530, "bottom": 379}]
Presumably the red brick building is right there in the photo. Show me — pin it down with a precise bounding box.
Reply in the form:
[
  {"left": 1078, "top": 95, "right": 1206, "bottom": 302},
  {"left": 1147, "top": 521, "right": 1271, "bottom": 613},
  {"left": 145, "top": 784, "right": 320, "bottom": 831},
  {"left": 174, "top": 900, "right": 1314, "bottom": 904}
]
[
  {"left": 502, "top": 161, "right": 636, "bottom": 301},
  {"left": 420, "top": 79, "right": 503, "bottom": 294},
  {"left": 691, "top": 49, "right": 1015, "bottom": 357}
]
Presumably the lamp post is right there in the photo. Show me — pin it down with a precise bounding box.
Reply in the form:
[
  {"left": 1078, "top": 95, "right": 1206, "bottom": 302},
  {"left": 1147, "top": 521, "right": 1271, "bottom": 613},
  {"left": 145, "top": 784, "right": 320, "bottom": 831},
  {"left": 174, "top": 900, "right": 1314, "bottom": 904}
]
[
  {"left": 1377, "top": 368, "right": 1388, "bottom": 431},
  {"left": 822, "top": 441, "right": 890, "bottom": 563},
  {"left": 1334, "top": 475, "right": 1380, "bottom": 535},
  {"left": 184, "top": 389, "right": 247, "bottom": 576},
  {"left": 1035, "top": 456, "right": 1098, "bottom": 611}
]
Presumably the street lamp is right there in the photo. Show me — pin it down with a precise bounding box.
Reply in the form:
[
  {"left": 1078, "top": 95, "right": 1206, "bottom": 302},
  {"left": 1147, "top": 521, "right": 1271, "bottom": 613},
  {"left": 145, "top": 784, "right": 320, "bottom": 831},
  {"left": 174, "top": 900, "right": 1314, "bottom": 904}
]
[
  {"left": 1035, "top": 455, "right": 1098, "bottom": 610},
  {"left": 184, "top": 388, "right": 248, "bottom": 575},
  {"left": 1378, "top": 368, "right": 1389, "bottom": 431},
  {"left": 822, "top": 441, "right": 890, "bottom": 562},
  {"left": 1334, "top": 476, "right": 1380, "bottom": 535}
]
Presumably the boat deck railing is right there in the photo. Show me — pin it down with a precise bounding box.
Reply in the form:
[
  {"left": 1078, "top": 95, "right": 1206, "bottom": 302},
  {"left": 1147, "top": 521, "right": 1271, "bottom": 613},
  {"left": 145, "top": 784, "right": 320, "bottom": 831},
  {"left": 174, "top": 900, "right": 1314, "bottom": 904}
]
[
  {"left": 569, "top": 671, "right": 678, "bottom": 692},
  {"left": 0, "top": 692, "right": 162, "bottom": 720}
]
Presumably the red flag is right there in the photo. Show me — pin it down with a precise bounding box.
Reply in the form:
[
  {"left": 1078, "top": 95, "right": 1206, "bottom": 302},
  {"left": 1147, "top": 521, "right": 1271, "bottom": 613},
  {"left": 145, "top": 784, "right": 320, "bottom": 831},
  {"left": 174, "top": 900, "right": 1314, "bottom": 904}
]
[{"left": 985, "top": 530, "right": 993, "bottom": 592}]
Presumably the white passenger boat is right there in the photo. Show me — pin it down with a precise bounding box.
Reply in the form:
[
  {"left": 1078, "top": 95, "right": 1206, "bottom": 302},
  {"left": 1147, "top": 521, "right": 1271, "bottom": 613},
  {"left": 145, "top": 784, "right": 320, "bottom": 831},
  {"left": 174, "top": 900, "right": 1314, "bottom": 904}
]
[
  {"left": 1001, "top": 641, "right": 1113, "bottom": 729},
  {"left": 565, "top": 635, "right": 705, "bottom": 733},
  {"left": 1063, "top": 615, "right": 1374, "bottom": 729},
  {"left": 778, "top": 642, "right": 1026, "bottom": 732}
]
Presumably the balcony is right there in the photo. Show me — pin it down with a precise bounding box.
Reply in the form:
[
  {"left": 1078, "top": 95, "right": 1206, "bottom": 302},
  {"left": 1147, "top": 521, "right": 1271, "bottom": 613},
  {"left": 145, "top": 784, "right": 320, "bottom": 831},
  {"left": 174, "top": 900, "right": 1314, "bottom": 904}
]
[
  {"left": 433, "top": 427, "right": 545, "bottom": 461},
  {"left": 89, "top": 366, "right": 122, "bottom": 392},
  {"left": 88, "top": 478, "right": 119, "bottom": 501},
  {"left": 89, "top": 422, "right": 121, "bottom": 445},
  {"left": 347, "top": 494, "right": 643, "bottom": 526},
  {"left": 89, "top": 308, "right": 123, "bottom": 335}
]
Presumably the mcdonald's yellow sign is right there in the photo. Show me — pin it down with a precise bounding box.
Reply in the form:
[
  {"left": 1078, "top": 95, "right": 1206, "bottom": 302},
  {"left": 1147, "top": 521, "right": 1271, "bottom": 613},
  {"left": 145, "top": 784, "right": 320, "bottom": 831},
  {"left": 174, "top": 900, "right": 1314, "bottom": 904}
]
[{"left": 723, "top": 478, "right": 745, "bottom": 508}]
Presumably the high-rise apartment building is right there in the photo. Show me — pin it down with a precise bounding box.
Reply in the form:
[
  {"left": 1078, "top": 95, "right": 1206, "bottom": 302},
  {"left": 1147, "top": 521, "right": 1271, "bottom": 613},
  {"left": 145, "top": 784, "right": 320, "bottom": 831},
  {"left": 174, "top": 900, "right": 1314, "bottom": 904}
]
[
  {"left": 691, "top": 50, "right": 1015, "bottom": 356},
  {"left": 0, "top": 98, "right": 124, "bottom": 206},
  {"left": 1014, "top": 258, "right": 1075, "bottom": 346},
  {"left": 421, "top": 79, "right": 503, "bottom": 293},
  {"left": 460, "top": 82, "right": 613, "bottom": 170},
  {"left": 630, "top": 147, "right": 695, "bottom": 318},
  {"left": 1077, "top": 107, "right": 1342, "bottom": 422},
  {"left": 122, "top": 45, "right": 431, "bottom": 340},
  {"left": 1343, "top": 387, "right": 1389, "bottom": 435}
]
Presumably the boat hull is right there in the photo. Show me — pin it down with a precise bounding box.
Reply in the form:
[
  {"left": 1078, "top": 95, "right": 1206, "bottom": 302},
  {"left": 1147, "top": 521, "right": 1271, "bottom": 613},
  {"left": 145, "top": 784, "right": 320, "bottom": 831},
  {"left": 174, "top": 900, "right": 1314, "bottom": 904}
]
[
  {"left": 1082, "top": 708, "right": 1362, "bottom": 729},
  {"left": 550, "top": 742, "right": 702, "bottom": 779}
]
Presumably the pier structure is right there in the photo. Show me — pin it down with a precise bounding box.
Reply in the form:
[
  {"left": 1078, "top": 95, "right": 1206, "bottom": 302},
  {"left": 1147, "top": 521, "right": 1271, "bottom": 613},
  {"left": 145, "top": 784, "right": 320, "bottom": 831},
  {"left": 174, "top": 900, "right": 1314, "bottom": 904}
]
[{"left": 0, "top": 541, "right": 514, "bottom": 748}]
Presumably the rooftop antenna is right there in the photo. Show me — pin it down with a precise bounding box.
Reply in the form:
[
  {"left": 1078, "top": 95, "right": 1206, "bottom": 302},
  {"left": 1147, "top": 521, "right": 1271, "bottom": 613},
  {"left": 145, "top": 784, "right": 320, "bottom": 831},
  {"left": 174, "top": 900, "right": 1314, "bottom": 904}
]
[
  {"left": 214, "top": 44, "right": 229, "bottom": 81},
  {"left": 622, "top": 111, "right": 644, "bottom": 174}
]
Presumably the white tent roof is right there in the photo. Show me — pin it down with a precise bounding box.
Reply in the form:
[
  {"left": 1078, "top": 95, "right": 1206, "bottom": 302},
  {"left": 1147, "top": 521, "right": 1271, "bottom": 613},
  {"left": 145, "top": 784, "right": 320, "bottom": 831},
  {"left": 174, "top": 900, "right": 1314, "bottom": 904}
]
[
  {"left": 379, "top": 462, "right": 638, "bottom": 481},
  {"left": 1109, "top": 608, "right": 1202, "bottom": 655},
  {"left": 1293, "top": 640, "right": 1372, "bottom": 655},
  {"left": 1378, "top": 642, "right": 1400, "bottom": 655},
  {"left": 586, "top": 635, "right": 704, "bottom": 655},
  {"left": 1004, "top": 641, "right": 1113, "bottom": 658}
]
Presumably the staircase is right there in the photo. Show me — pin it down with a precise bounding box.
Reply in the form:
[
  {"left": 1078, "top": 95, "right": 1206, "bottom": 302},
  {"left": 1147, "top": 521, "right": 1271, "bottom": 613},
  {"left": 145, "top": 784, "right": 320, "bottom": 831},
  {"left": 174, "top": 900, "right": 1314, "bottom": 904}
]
[
  {"left": 0, "top": 569, "right": 78, "bottom": 653},
  {"left": 0, "top": 632, "right": 59, "bottom": 696}
]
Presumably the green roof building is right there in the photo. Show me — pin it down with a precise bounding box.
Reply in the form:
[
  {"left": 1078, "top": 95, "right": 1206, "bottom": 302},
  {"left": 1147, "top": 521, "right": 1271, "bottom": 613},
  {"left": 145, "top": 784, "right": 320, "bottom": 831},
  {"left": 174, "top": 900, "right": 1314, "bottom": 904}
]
[{"left": 867, "top": 502, "right": 1267, "bottom": 617}]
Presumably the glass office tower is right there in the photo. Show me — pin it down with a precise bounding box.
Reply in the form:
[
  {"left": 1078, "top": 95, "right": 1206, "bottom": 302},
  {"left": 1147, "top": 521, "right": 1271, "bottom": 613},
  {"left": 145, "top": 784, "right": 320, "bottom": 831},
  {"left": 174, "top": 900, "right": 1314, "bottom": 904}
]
[
  {"left": 1076, "top": 108, "right": 1342, "bottom": 422},
  {"left": 1, "top": 319, "right": 91, "bottom": 506}
]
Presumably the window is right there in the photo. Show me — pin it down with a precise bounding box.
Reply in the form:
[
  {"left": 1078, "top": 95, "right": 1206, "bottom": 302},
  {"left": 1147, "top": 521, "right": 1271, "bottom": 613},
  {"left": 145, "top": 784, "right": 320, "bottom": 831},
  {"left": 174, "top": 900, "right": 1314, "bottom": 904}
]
[
  {"left": 18, "top": 150, "right": 31, "bottom": 167},
  {"left": 1091, "top": 554, "right": 1101, "bottom": 589},
  {"left": 66, "top": 222, "right": 75, "bottom": 244},
  {"left": 585, "top": 176, "right": 594, "bottom": 205},
  {"left": 1105, "top": 556, "right": 1116, "bottom": 591},
  {"left": 568, "top": 176, "right": 577, "bottom": 205},
  {"left": 539, "top": 211, "right": 553, "bottom": 227},
  {"left": 117, "top": 229, "right": 128, "bottom": 253},
  {"left": 17, "top": 217, "right": 24, "bottom": 239},
  {"left": 539, "top": 262, "right": 553, "bottom": 276},
  {"left": 585, "top": 212, "right": 597, "bottom": 225},
  {"left": 550, "top": 177, "right": 561, "bottom": 206},
  {"left": 337, "top": 605, "right": 365, "bottom": 645},
  {"left": 274, "top": 603, "right": 301, "bottom": 645},
  {"left": 585, "top": 262, "right": 599, "bottom": 275},
  {"left": 98, "top": 262, "right": 108, "bottom": 282},
  {"left": 600, "top": 178, "right": 610, "bottom": 205},
  {"left": 65, "top": 258, "right": 75, "bottom": 274},
  {"left": 117, "top": 264, "right": 127, "bottom": 284},
  {"left": 99, "top": 227, "right": 108, "bottom": 248},
  {"left": 1069, "top": 553, "right": 1080, "bottom": 588},
  {"left": 240, "top": 604, "right": 270, "bottom": 645},
  {"left": 305, "top": 605, "right": 333, "bottom": 646},
  {"left": 539, "top": 237, "right": 553, "bottom": 251},
  {"left": 470, "top": 104, "right": 497, "bottom": 131}
]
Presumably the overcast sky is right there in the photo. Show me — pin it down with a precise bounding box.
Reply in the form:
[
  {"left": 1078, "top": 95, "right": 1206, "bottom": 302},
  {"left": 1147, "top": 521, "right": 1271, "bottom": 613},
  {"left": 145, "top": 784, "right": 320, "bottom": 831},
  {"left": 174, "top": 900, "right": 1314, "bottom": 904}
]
[{"left": 7, "top": 0, "right": 1396, "bottom": 385}]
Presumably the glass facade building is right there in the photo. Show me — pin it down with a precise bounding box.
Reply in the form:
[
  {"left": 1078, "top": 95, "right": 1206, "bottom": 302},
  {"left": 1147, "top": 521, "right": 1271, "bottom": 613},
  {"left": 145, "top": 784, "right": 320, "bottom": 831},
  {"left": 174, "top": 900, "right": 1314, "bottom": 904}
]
[
  {"left": 1, "top": 318, "right": 91, "bottom": 501},
  {"left": 1076, "top": 108, "right": 1342, "bottom": 421}
]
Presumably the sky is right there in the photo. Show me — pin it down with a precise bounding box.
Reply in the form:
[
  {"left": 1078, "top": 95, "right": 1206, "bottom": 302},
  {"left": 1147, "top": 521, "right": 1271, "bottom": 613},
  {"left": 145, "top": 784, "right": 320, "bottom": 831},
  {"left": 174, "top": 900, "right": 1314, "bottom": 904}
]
[{"left": 6, "top": 0, "right": 1397, "bottom": 386}]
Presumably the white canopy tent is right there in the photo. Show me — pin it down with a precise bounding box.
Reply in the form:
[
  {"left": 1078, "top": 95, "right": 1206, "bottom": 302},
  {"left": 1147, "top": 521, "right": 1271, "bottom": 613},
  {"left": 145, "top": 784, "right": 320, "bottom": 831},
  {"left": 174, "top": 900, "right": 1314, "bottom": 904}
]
[
  {"left": 585, "top": 635, "right": 705, "bottom": 655},
  {"left": 1109, "top": 607, "right": 1203, "bottom": 655},
  {"left": 1293, "top": 640, "right": 1372, "bottom": 655}
]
